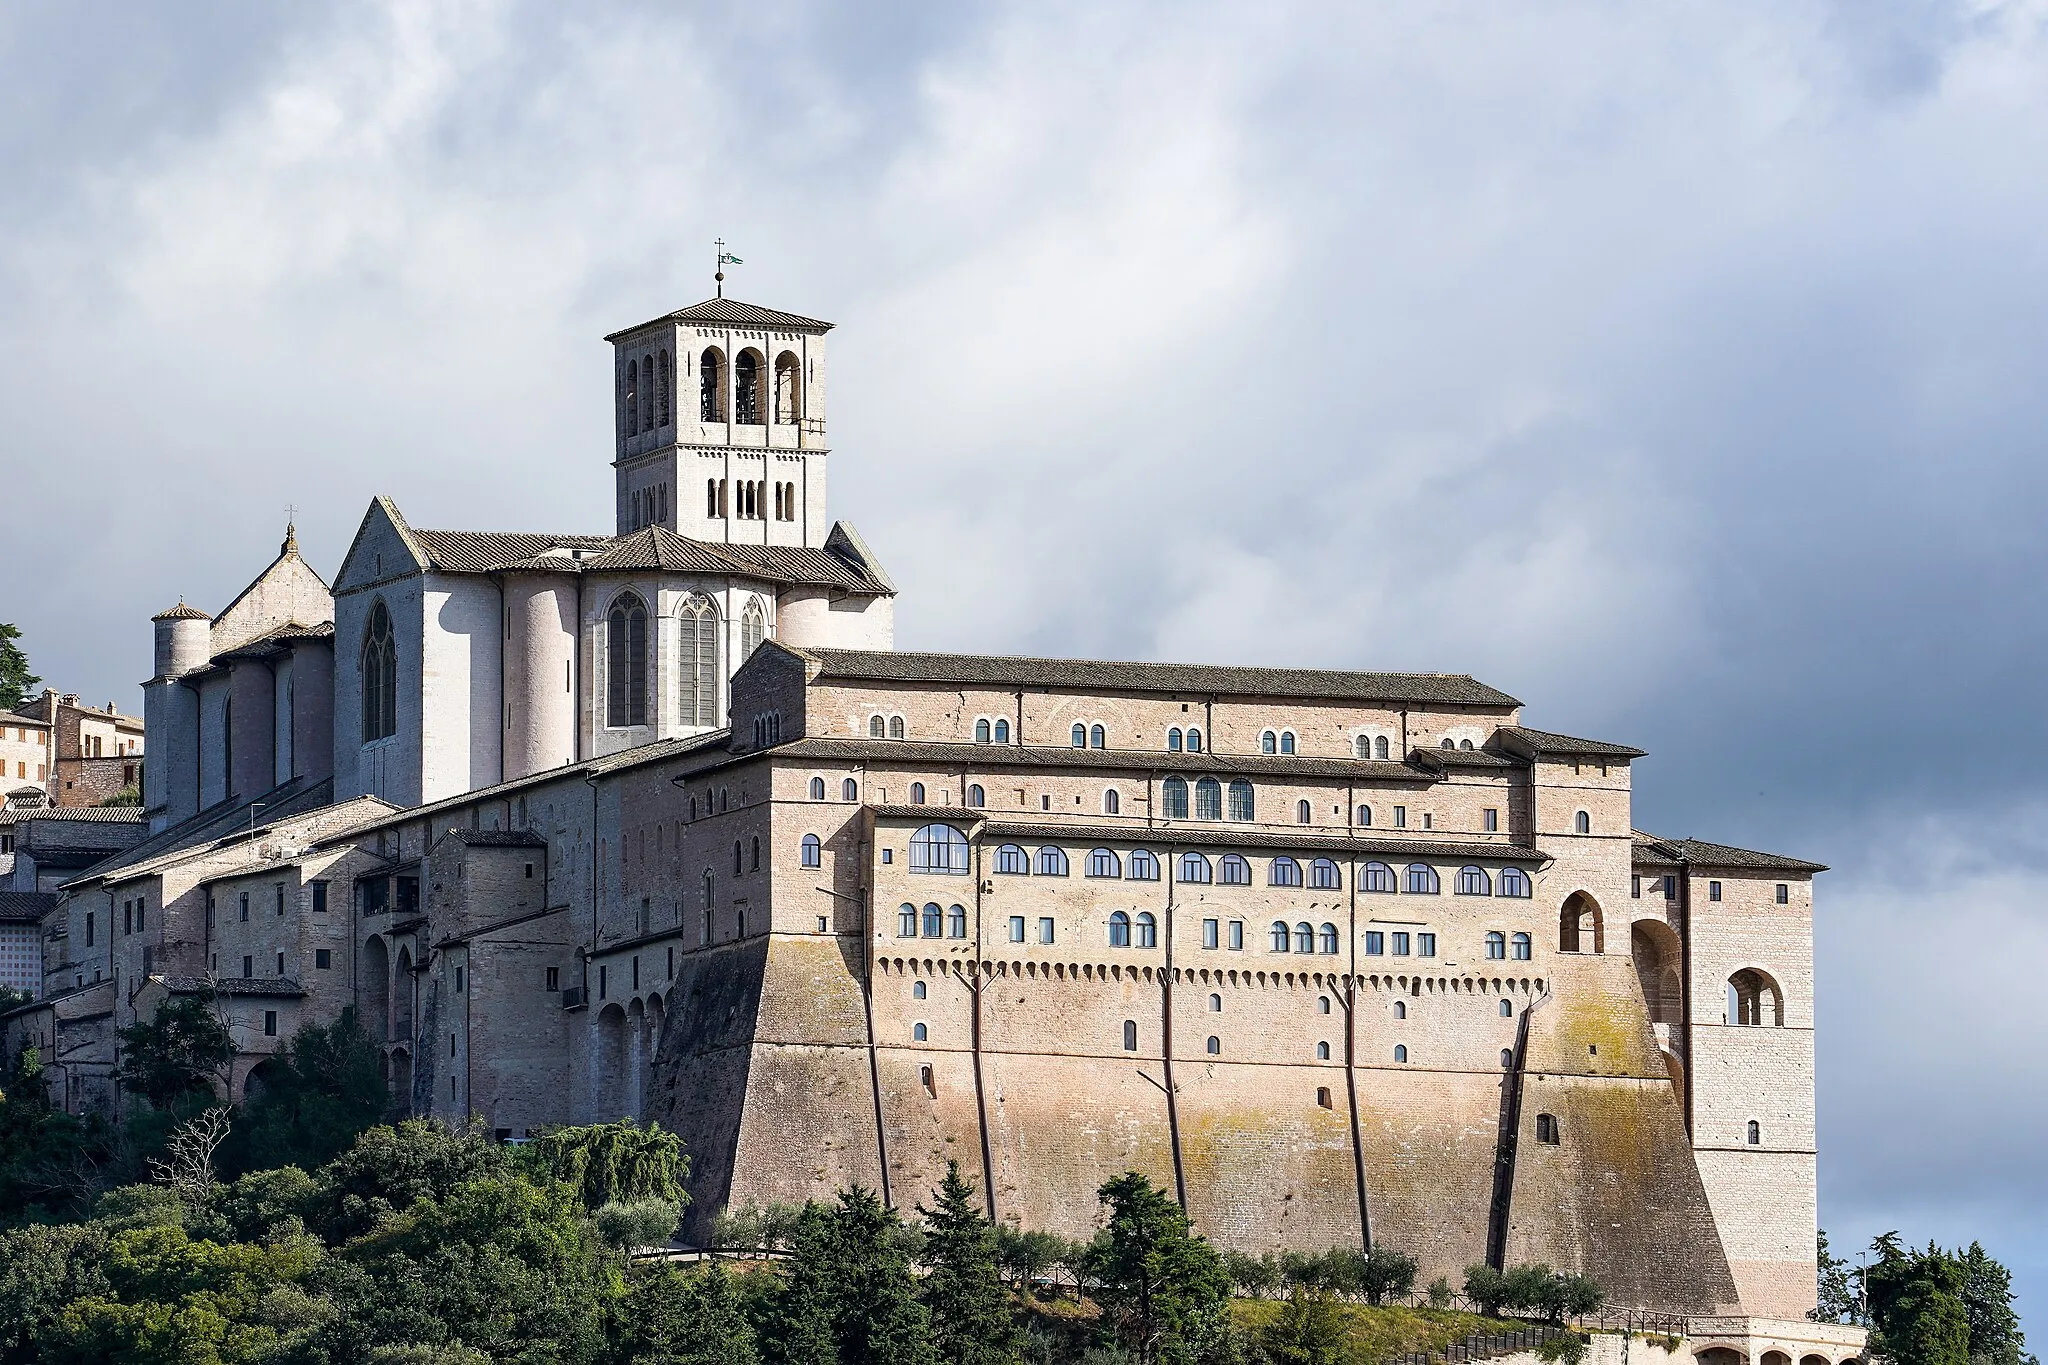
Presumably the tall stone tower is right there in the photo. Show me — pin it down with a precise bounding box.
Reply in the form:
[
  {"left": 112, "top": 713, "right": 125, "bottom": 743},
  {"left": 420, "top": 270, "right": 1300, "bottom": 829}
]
[{"left": 605, "top": 296, "right": 833, "bottom": 547}]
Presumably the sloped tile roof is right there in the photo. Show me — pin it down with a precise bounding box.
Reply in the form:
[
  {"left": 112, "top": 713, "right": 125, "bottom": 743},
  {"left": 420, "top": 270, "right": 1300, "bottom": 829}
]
[
  {"left": 771, "top": 737, "right": 1432, "bottom": 783},
  {"left": 153, "top": 976, "right": 307, "bottom": 998},
  {"left": 152, "top": 602, "right": 212, "bottom": 621},
  {"left": 403, "top": 524, "right": 892, "bottom": 594},
  {"left": 0, "top": 891, "right": 57, "bottom": 923},
  {"left": 0, "top": 805, "right": 147, "bottom": 825},
  {"left": 409, "top": 530, "right": 614, "bottom": 573},
  {"left": 798, "top": 649, "right": 1520, "bottom": 708},
  {"left": 1632, "top": 831, "right": 1826, "bottom": 874},
  {"left": 1496, "top": 726, "right": 1646, "bottom": 760},
  {"left": 604, "top": 296, "right": 834, "bottom": 340}
]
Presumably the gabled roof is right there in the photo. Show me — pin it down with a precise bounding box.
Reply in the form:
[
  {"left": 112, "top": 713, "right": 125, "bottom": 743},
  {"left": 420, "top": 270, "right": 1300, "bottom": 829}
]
[
  {"left": 410, "top": 529, "right": 614, "bottom": 573},
  {"left": 793, "top": 649, "right": 1519, "bottom": 708},
  {"left": 0, "top": 891, "right": 57, "bottom": 923},
  {"left": 213, "top": 621, "right": 336, "bottom": 663},
  {"left": 0, "top": 710, "right": 49, "bottom": 729},
  {"left": 1632, "top": 831, "right": 1826, "bottom": 875},
  {"left": 1496, "top": 726, "right": 1646, "bottom": 760},
  {"left": 63, "top": 777, "right": 369, "bottom": 888},
  {"left": 0, "top": 806, "right": 149, "bottom": 826},
  {"left": 604, "top": 296, "right": 834, "bottom": 340}
]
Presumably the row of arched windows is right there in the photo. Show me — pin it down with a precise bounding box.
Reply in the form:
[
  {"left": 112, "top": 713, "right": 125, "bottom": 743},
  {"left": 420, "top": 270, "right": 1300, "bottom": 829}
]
[
  {"left": 1162, "top": 776, "right": 1253, "bottom": 821},
  {"left": 629, "top": 483, "right": 669, "bottom": 530},
  {"left": 623, "top": 350, "right": 671, "bottom": 435},
  {"left": 694, "top": 347, "right": 804, "bottom": 426},
  {"left": 604, "top": 592, "right": 756, "bottom": 729},
  {"left": 972, "top": 718, "right": 1012, "bottom": 744},
  {"left": 1071, "top": 723, "right": 1106, "bottom": 748},
  {"left": 898, "top": 902, "right": 968, "bottom": 938},
  {"left": 1270, "top": 921, "right": 1342, "bottom": 954}
]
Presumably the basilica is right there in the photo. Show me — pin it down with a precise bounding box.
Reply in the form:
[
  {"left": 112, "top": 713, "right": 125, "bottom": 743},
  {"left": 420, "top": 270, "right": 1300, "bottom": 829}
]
[{"left": 2, "top": 290, "right": 1865, "bottom": 1360}]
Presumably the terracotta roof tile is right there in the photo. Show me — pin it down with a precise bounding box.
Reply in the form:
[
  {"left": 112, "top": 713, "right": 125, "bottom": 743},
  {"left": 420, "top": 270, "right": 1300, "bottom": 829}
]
[{"left": 604, "top": 296, "right": 833, "bottom": 339}]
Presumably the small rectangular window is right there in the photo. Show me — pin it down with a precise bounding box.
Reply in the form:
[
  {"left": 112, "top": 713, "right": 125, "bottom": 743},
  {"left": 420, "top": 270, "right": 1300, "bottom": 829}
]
[
  {"left": 1008, "top": 915, "right": 1025, "bottom": 943},
  {"left": 85, "top": 911, "right": 94, "bottom": 947},
  {"left": 311, "top": 881, "right": 328, "bottom": 912},
  {"left": 1483, "top": 808, "right": 1498, "bottom": 832},
  {"left": 242, "top": 955, "right": 252, "bottom": 977},
  {"left": 1228, "top": 920, "right": 1244, "bottom": 951},
  {"left": 315, "top": 949, "right": 332, "bottom": 969},
  {"left": 1418, "top": 932, "right": 1436, "bottom": 957},
  {"left": 546, "top": 966, "right": 560, "bottom": 991},
  {"left": 238, "top": 893, "right": 249, "bottom": 922},
  {"left": 276, "top": 952, "right": 285, "bottom": 975},
  {"left": 1663, "top": 875, "right": 1677, "bottom": 900},
  {"left": 1364, "top": 931, "right": 1384, "bottom": 955},
  {"left": 1392, "top": 931, "right": 1411, "bottom": 956},
  {"left": 1709, "top": 880, "right": 1722, "bottom": 902},
  {"left": 1422, "top": 813, "right": 1433, "bottom": 830},
  {"left": 1631, "top": 875, "right": 1641, "bottom": 899},
  {"left": 1202, "top": 918, "right": 1219, "bottom": 950},
  {"left": 598, "top": 964, "right": 608, "bottom": 999},
  {"left": 881, "top": 848, "right": 892, "bottom": 865},
  {"left": 275, "top": 884, "right": 285, "bottom": 915},
  {"left": 264, "top": 1011, "right": 278, "bottom": 1037},
  {"left": 455, "top": 965, "right": 466, "bottom": 993},
  {"left": 1393, "top": 806, "right": 1407, "bottom": 828},
  {"left": 1775, "top": 883, "right": 1789, "bottom": 904},
  {"left": 1037, "top": 917, "right": 1055, "bottom": 945}
]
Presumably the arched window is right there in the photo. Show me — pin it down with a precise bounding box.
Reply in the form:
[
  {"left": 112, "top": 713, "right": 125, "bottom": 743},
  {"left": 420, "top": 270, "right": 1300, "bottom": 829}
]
[
  {"left": 361, "top": 601, "right": 397, "bottom": 742},
  {"left": 1361, "top": 861, "right": 1395, "bottom": 893},
  {"left": 700, "top": 348, "right": 725, "bottom": 420},
  {"left": 1318, "top": 997, "right": 1331, "bottom": 1014},
  {"left": 1193, "top": 777, "right": 1222, "bottom": 820},
  {"left": 657, "top": 351, "right": 671, "bottom": 425},
  {"left": 1316, "top": 1041, "right": 1330, "bottom": 1060},
  {"left": 801, "top": 834, "right": 822, "bottom": 868},
  {"left": 671, "top": 594, "right": 718, "bottom": 729},
  {"left": 975, "top": 718, "right": 991, "bottom": 743},
  {"left": 888, "top": 716, "right": 905, "bottom": 740},
  {"left": 1457, "top": 866, "right": 1492, "bottom": 896},
  {"left": 1441, "top": 738, "right": 1455, "bottom": 749},
  {"left": 774, "top": 351, "right": 802, "bottom": 424},
  {"left": 1036, "top": 847, "right": 1069, "bottom": 877},
  {"left": 910, "top": 825, "right": 970, "bottom": 875},
  {"left": 1535, "top": 1113, "right": 1559, "bottom": 1144},
  {"left": 922, "top": 903, "right": 943, "bottom": 937},
  {"left": 843, "top": 778, "right": 859, "bottom": 801},
  {"left": 1209, "top": 993, "right": 1222, "bottom": 1012},
  {"left": 1486, "top": 931, "right": 1507, "bottom": 960},
  {"left": 1205, "top": 1036, "right": 1220, "bottom": 1055},
  {"left": 1394, "top": 1000, "right": 1407, "bottom": 1019},
  {"left": 947, "top": 905, "right": 967, "bottom": 939},
  {"left": 740, "top": 597, "right": 767, "bottom": 662},
  {"left": 1746, "top": 1120, "right": 1761, "bottom": 1145},
  {"left": 606, "top": 593, "right": 649, "bottom": 728},
  {"left": 1219, "top": 853, "right": 1251, "bottom": 885},
  {"left": 1376, "top": 736, "right": 1389, "bottom": 759},
  {"left": 1103, "top": 789, "right": 1120, "bottom": 815},
  {"left": 1177, "top": 852, "right": 1212, "bottom": 884},
  {"left": 1575, "top": 810, "right": 1591, "bottom": 834},
  {"left": 1309, "top": 859, "right": 1340, "bottom": 890},
  {"left": 993, "top": 718, "right": 1010, "bottom": 744},
  {"left": 1167, "top": 727, "right": 1183, "bottom": 752},
  {"left": 1294, "top": 922, "right": 1315, "bottom": 954},
  {"left": 913, "top": 981, "right": 927, "bottom": 1000},
  {"left": 1460, "top": 739, "right": 1473, "bottom": 750},
  {"left": 1163, "top": 777, "right": 1189, "bottom": 820},
  {"left": 1280, "top": 731, "right": 1296, "bottom": 755},
  {"left": 1728, "top": 968, "right": 1785, "bottom": 1026},
  {"left": 626, "top": 358, "right": 640, "bottom": 433},
  {"left": 898, "top": 904, "right": 917, "bottom": 937},
  {"left": 735, "top": 349, "right": 763, "bottom": 424},
  {"left": 1227, "top": 780, "right": 1254, "bottom": 821},
  {"left": 1090, "top": 724, "right": 1105, "bottom": 749},
  {"left": 995, "top": 844, "right": 1028, "bottom": 875},
  {"left": 1186, "top": 727, "right": 1203, "bottom": 752},
  {"left": 810, "top": 777, "right": 826, "bottom": 800},
  {"left": 1087, "top": 849, "right": 1121, "bottom": 878},
  {"left": 1355, "top": 735, "right": 1371, "bottom": 758},
  {"left": 1269, "top": 857, "right": 1303, "bottom": 888},
  {"left": 1296, "top": 799, "right": 1311, "bottom": 824},
  {"left": 1511, "top": 932, "right": 1532, "bottom": 960},
  {"left": 870, "top": 716, "right": 886, "bottom": 738},
  {"left": 1135, "top": 912, "right": 1157, "bottom": 948},
  {"left": 1270, "top": 921, "right": 1290, "bottom": 951},
  {"left": 967, "top": 784, "right": 985, "bottom": 808},
  {"left": 1072, "top": 723, "right": 1087, "bottom": 747},
  {"left": 1499, "top": 867, "right": 1532, "bottom": 898},
  {"left": 1317, "top": 923, "right": 1339, "bottom": 954},
  {"left": 1122, "top": 1020, "right": 1138, "bottom": 1051},
  {"left": 1393, "top": 1044, "right": 1408, "bottom": 1063},
  {"left": 1109, "top": 912, "right": 1131, "bottom": 947},
  {"left": 1501, "top": 1048, "right": 1514, "bottom": 1068},
  {"left": 1261, "top": 730, "right": 1277, "bottom": 754},
  {"left": 913, "top": 1022, "right": 928, "bottom": 1042},
  {"left": 1405, "top": 864, "right": 1440, "bottom": 894},
  {"left": 1128, "top": 849, "right": 1160, "bottom": 881},
  {"left": 910, "top": 782, "right": 927, "bottom": 805},
  {"left": 1499, "top": 999, "right": 1513, "bottom": 1017}
]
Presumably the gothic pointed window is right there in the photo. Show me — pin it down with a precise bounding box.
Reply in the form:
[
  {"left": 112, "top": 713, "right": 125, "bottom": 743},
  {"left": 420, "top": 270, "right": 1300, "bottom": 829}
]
[
  {"left": 735, "top": 349, "right": 763, "bottom": 424},
  {"left": 361, "top": 600, "right": 397, "bottom": 743},
  {"left": 657, "top": 351, "right": 671, "bottom": 425},
  {"left": 606, "top": 592, "right": 649, "bottom": 728},
  {"left": 678, "top": 596, "right": 721, "bottom": 728},
  {"left": 740, "top": 597, "right": 766, "bottom": 662},
  {"left": 642, "top": 353, "right": 656, "bottom": 431},
  {"left": 700, "top": 348, "right": 725, "bottom": 421},
  {"left": 775, "top": 351, "right": 802, "bottom": 424},
  {"left": 625, "top": 359, "right": 640, "bottom": 435}
]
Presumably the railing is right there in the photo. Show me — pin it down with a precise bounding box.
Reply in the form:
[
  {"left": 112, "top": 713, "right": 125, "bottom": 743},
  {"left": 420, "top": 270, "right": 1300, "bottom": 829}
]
[{"left": 1392, "top": 1322, "right": 1568, "bottom": 1365}]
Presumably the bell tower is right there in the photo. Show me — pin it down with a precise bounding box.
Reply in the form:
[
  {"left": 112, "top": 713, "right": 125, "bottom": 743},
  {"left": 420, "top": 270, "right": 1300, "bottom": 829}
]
[{"left": 605, "top": 296, "right": 833, "bottom": 548}]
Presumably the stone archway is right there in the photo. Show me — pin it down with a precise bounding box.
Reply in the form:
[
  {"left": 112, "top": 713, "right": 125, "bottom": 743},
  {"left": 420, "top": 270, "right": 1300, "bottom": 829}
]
[
  {"left": 1631, "top": 919, "right": 1683, "bottom": 1023},
  {"left": 1560, "top": 890, "right": 1605, "bottom": 954},
  {"left": 362, "top": 935, "right": 390, "bottom": 1040},
  {"left": 595, "top": 1004, "right": 629, "bottom": 1119}
]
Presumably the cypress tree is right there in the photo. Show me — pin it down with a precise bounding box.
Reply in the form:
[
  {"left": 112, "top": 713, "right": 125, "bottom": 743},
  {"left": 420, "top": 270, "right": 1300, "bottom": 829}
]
[{"left": 917, "top": 1162, "right": 1022, "bottom": 1365}]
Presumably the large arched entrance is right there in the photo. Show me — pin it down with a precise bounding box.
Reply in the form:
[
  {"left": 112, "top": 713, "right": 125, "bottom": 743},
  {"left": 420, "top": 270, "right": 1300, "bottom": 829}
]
[
  {"left": 596, "top": 1004, "right": 629, "bottom": 1119},
  {"left": 1631, "top": 919, "right": 1683, "bottom": 1023},
  {"left": 1559, "top": 891, "right": 1605, "bottom": 954}
]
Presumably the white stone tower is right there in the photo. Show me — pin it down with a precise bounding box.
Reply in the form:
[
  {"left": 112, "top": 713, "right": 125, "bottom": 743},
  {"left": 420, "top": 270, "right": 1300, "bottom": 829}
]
[{"left": 605, "top": 296, "right": 833, "bottom": 547}]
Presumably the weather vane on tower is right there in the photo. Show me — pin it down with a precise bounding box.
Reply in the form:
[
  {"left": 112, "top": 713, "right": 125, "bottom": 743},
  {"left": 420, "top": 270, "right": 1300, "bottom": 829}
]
[{"left": 714, "top": 238, "right": 743, "bottom": 297}]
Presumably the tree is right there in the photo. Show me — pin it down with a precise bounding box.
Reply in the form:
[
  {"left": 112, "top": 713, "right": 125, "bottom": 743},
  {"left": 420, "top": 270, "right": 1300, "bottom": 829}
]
[
  {"left": 1083, "top": 1172, "right": 1230, "bottom": 1365},
  {"left": 114, "top": 992, "right": 233, "bottom": 1111},
  {"left": 1261, "top": 1287, "right": 1350, "bottom": 1365},
  {"left": 1464, "top": 1265, "right": 1510, "bottom": 1317},
  {"left": 1868, "top": 1235, "right": 1971, "bottom": 1365},
  {"left": 0, "top": 625, "right": 38, "bottom": 712},
  {"left": 917, "top": 1162, "right": 1022, "bottom": 1365},
  {"left": 616, "top": 1263, "right": 759, "bottom": 1365},
  {"left": 762, "top": 1187, "right": 937, "bottom": 1365},
  {"left": 530, "top": 1119, "right": 690, "bottom": 1210},
  {"left": 1357, "top": 1244, "right": 1418, "bottom": 1305},
  {"left": 1957, "top": 1242, "right": 2032, "bottom": 1365},
  {"left": 1813, "top": 1230, "right": 1861, "bottom": 1325},
  {"left": 232, "top": 1006, "right": 387, "bottom": 1174},
  {"left": 301, "top": 1119, "right": 508, "bottom": 1243},
  {"left": 146, "top": 1106, "right": 232, "bottom": 1206}
]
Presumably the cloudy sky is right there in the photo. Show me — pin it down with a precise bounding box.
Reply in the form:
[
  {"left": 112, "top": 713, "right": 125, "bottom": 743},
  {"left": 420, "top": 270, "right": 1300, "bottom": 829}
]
[{"left": 3, "top": 0, "right": 2044, "bottom": 1327}]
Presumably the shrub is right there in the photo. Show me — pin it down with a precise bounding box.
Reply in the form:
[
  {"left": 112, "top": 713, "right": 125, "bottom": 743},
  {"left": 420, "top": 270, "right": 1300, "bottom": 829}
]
[{"left": 594, "top": 1197, "right": 682, "bottom": 1250}]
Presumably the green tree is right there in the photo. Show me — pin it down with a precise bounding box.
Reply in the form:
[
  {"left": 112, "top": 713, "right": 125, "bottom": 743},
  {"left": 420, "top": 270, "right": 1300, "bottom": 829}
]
[
  {"left": 1463, "top": 1265, "right": 1510, "bottom": 1317},
  {"left": 1357, "top": 1244, "right": 1418, "bottom": 1305},
  {"left": 762, "top": 1187, "right": 937, "bottom": 1365},
  {"left": 1868, "top": 1235, "right": 1972, "bottom": 1365},
  {"left": 0, "top": 624, "right": 38, "bottom": 712},
  {"left": 1260, "top": 1287, "right": 1349, "bottom": 1365},
  {"left": 530, "top": 1119, "right": 690, "bottom": 1210},
  {"left": 1957, "top": 1242, "right": 2032, "bottom": 1365},
  {"left": 0, "top": 1041, "right": 112, "bottom": 1224},
  {"left": 1221, "top": 1250, "right": 1280, "bottom": 1300},
  {"left": 232, "top": 1007, "right": 391, "bottom": 1175},
  {"left": 761, "top": 1202, "right": 841, "bottom": 1365},
  {"left": 918, "top": 1162, "right": 1022, "bottom": 1365},
  {"left": 1083, "top": 1172, "right": 1230, "bottom": 1365},
  {"left": 0, "top": 1221, "right": 112, "bottom": 1365},
  {"left": 115, "top": 992, "right": 233, "bottom": 1111},
  {"left": 301, "top": 1119, "right": 508, "bottom": 1243},
  {"left": 615, "top": 1263, "right": 759, "bottom": 1365},
  {"left": 1813, "top": 1230, "right": 1861, "bottom": 1325}
]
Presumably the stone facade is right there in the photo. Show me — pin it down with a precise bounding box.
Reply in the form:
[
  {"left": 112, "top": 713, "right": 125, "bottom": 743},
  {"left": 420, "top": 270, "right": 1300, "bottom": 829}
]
[{"left": 3, "top": 289, "right": 1846, "bottom": 1331}]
